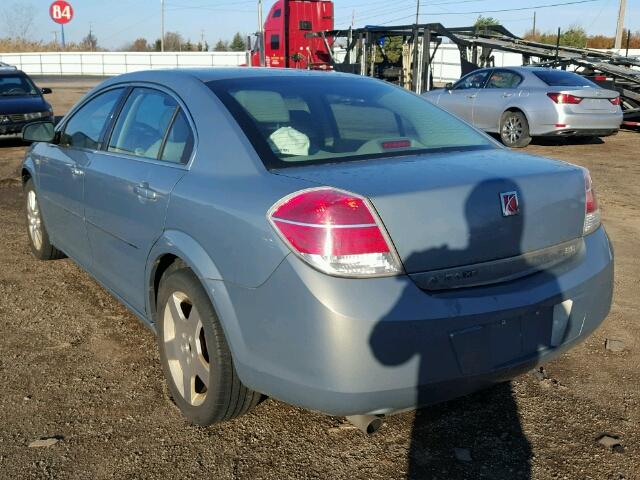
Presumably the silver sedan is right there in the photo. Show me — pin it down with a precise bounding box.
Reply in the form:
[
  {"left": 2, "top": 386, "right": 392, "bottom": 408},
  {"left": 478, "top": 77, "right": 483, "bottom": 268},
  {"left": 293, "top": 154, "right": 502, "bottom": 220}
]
[{"left": 423, "top": 67, "right": 623, "bottom": 147}]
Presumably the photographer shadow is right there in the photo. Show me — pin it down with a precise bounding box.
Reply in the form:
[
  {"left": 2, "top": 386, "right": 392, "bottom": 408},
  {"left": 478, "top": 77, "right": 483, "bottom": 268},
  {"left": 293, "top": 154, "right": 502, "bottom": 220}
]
[{"left": 370, "top": 178, "right": 566, "bottom": 479}]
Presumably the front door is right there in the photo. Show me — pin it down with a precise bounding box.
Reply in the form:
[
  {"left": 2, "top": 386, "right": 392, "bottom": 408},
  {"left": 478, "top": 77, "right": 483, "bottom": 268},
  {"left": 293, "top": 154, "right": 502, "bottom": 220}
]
[
  {"left": 83, "top": 87, "right": 194, "bottom": 313},
  {"left": 438, "top": 69, "right": 491, "bottom": 124},
  {"left": 37, "top": 88, "right": 125, "bottom": 267},
  {"left": 473, "top": 69, "right": 524, "bottom": 131}
]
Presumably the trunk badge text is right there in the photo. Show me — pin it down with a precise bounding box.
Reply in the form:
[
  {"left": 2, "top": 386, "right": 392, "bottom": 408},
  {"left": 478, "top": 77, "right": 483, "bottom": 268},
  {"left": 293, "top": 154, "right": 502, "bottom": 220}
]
[{"left": 500, "top": 191, "right": 520, "bottom": 217}]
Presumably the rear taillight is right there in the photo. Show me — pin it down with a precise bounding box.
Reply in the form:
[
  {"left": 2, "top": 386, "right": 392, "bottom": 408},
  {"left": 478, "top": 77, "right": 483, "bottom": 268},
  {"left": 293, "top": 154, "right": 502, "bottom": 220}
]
[
  {"left": 609, "top": 96, "right": 620, "bottom": 106},
  {"left": 547, "top": 92, "right": 583, "bottom": 104},
  {"left": 268, "top": 187, "right": 402, "bottom": 277},
  {"left": 583, "top": 169, "right": 601, "bottom": 235}
]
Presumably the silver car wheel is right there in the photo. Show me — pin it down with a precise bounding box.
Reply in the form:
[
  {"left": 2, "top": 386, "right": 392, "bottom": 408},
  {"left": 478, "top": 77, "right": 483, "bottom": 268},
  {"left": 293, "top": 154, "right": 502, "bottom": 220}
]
[
  {"left": 502, "top": 115, "right": 523, "bottom": 144},
  {"left": 163, "top": 291, "right": 210, "bottom": 407},
  {"left": 26, "top": 190, "right": 43, "bottom": 251}
]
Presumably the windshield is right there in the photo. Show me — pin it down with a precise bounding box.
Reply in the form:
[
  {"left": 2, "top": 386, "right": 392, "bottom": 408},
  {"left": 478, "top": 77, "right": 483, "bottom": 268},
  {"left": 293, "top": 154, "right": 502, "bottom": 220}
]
[
  {"left": 533, "top": 70, "right": 597, "bottom": 87},
  {"left": 0, "top": 74, "right": 38, "bottom": 96},
  {"left": 208, "top": 75, "right": 495, "bottom": 169}
]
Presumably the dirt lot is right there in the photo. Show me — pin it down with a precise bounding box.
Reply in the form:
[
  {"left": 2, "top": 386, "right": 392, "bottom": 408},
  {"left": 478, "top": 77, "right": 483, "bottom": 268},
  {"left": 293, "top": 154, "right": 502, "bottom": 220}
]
[{"left": 0, "top": 81, "right": 638, "bottom": 480}]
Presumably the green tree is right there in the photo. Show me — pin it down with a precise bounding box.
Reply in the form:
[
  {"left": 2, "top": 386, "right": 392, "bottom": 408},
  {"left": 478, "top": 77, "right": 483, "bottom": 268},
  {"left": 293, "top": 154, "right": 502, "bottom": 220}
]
[
  {"left": 474, "top": 15, "right": 501, "bottom": 27},
  {"left": 229, "top": 32, "right": 246, "bottom": 52},
  {"left": 560, "top": 26, "right": 587, "bottom": 48},
  {"left": 214, "top": 39, "right": 228, "bottom": 51}
]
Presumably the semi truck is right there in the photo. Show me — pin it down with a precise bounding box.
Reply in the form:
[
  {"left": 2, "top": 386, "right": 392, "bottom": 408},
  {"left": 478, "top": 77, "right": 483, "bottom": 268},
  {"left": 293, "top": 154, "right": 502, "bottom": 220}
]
[{"left": 250, "top": 0, "right": 334, "bottom": 69}]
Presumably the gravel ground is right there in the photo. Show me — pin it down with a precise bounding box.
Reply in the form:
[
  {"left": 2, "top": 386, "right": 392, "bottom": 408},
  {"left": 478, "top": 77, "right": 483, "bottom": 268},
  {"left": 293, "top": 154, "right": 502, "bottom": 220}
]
[{"left": 0, "top": 82, "right": 638, "bottom": 480}]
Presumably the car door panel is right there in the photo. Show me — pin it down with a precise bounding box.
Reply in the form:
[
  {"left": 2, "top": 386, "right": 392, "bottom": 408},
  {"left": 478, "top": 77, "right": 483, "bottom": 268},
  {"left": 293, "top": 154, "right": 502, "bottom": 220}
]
[
  {"left": 474, "top": 70, "right": 524, "bottom": 132},
  {"left": 36, "top": 144, "right": 91, "bottom": 265},
  {"left": 84, "top": 154, "right": 186, "bottom": 312},
  {"left": 36, "top": 87, "right": 125, "bottom": 266},
  {"left": 82, "top": 87, "right": 192, "bottom": 313},
  {"left": 438, "top": 70, "right": 491, "bottom": 124}
]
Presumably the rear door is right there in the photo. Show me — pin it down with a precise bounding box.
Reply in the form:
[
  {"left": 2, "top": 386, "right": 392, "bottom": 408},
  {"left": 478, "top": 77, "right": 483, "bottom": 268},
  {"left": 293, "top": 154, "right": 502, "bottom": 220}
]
[
  {"left": 473, "top": 69, "right": 524, "bottom": 131},
  {"left": 83, "top": 87, "right": 194, "bottom": 313},
  {"left": 37, "top": 87, "right": 124, "bottom": 267},
  {"left": 437, "top": 70, "right": 490, "bottom": 123}
]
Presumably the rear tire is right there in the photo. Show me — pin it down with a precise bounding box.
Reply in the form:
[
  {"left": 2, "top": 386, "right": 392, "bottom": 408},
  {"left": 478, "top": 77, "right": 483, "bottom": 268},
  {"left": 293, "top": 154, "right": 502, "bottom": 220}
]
[
  {"left": 24, "top": 179, "right": 65, "bottom": 260},
  {"left": 157, "top": 267, "right": 261, "bottom": 426},
  {"left": 500, "top": 111, "right": 531, "bottom": 148}
]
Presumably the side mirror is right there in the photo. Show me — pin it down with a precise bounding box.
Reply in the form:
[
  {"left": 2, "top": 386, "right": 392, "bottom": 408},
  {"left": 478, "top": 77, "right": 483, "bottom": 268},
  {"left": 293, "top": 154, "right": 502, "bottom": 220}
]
[
  {"left": 22, "top": 122, "right": 56, "bottom": 143},
  {"left": 41, "top": 87, "right": 52, "bottom": 95},
  {"left": 445, "top": 82, "right": 454, "bottom": 90}
]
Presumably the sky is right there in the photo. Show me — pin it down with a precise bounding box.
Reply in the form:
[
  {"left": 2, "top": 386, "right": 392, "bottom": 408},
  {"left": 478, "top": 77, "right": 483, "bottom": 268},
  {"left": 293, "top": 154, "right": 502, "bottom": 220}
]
[{"left": 5, "top": 0, "right": 638, "bottom": 50}]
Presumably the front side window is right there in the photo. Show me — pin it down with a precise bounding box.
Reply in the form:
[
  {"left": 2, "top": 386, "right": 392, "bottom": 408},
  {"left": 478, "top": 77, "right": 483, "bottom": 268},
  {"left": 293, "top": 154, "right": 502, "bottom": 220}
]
[
  {"left": 108, "top": 88, "right": 177, "bottom": 159},
  {"left": 486, "top": 70, "right": 522, "bottom": 89},
  {"left": 453, "top": 70, "right": 490, "bottom": 90},
  {"left": 208, "top": 76, "right": 495, "bottom": 169},
  {"left": 0, "top": 74, "right": 38, "bottom": 96},
  {"left": 272, "top": 8, "right": 281, "bottom": 18},
  {"left": 61, "top": 88, "right": 123, "bottom": 149}
]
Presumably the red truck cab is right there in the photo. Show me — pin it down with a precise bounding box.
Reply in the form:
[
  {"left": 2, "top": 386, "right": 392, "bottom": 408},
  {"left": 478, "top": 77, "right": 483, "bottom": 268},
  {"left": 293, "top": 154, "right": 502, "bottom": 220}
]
[{"left": 251, "top": 0, "right": 334, "bottom": 69}]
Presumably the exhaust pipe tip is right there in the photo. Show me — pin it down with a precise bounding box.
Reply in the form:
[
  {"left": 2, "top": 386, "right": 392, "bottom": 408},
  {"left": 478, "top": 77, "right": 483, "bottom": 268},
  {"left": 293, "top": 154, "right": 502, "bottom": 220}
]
[{"left": 346, "top": 415, "right": 384, "bottom": 435}]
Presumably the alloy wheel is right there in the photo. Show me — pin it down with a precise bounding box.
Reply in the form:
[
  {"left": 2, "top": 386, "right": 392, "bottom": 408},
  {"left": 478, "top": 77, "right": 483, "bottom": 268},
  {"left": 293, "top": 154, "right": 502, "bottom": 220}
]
[
  {"left": 163, "top": 291, "right": 210, "bottom": 406},
  {"left": 502, "top": 115, "right": 523, "bottom": 145},
  {"left": 26, "top": 190, "right": 43, "bottom": 251}
]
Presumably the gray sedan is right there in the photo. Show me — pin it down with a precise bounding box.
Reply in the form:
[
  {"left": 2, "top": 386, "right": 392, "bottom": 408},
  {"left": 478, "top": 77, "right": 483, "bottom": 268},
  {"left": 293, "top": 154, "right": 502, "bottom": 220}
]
[
  {"left": 423, "top": 67, "right": 622, "bottom": 147},
  {"left": 21, "top": 69, "right": 613, "bottom": 431}
]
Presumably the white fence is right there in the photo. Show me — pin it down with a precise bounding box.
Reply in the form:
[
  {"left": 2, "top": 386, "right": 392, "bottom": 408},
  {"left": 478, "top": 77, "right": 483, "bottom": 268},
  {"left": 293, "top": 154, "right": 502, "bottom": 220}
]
[
  {"left": 1, "top": 46, "right": 638, "bottom": 82},
  {"left": 0, "top": 51, "right": 248, "bottom": 76}
]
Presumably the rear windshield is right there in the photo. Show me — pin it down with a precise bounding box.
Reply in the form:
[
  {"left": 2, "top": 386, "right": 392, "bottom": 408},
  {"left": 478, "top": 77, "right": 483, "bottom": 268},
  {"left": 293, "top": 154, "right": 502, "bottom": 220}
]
[
  {"left": 207, "top": 75, "right": 495, "bottom": 169},
  {"left": 532, "top": 70, "right": 597, "bottom": 87}
]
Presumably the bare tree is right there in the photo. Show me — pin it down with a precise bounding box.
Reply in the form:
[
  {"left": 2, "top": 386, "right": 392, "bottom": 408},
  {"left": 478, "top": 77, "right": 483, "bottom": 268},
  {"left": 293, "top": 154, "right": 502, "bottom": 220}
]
[{"left": 2, "top": 2, "right": 36, "bottom": 40}]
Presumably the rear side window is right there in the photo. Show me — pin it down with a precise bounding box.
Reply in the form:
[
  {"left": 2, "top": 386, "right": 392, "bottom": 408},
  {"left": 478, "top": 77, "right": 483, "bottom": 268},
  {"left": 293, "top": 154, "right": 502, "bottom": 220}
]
[
  {"left": 208, "top": 76, "right": 494, "bottom": 169},
  {"left": 532, "top": 70, "right": 597, "bottom": 87},
  {"left": 61, "top": 88, "right": 123, "bottom": 149},
  {"left": 160, "top": 109, "right": 194, "bottom": 164},
  {"left": 486, "top": 70, "right": 522, "bottom": 89},
  {"left": 108, "top": 88, "right": 177, "bottom": 159}
]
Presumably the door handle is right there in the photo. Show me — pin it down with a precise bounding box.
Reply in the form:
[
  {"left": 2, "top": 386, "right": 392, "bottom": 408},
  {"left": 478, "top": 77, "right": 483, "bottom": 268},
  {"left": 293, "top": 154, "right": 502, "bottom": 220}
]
[
  {"left": 134, "top": 183, "right": 158, "bottom": 201},
  {"left": 466, "top": 94, "right": 477, "bottom": 99},
  {"left": 69, "top": 166, "right": 84, "bottom": 177},
  {"left": 502, "top": 93, "right": 514, "bottom": 98}
]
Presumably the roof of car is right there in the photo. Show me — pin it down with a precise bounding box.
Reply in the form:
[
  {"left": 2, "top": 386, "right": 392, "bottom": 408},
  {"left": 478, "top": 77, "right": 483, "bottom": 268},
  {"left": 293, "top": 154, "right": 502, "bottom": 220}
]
[{"left": 103, "top": 67, "right": 355, "bottom": 84}]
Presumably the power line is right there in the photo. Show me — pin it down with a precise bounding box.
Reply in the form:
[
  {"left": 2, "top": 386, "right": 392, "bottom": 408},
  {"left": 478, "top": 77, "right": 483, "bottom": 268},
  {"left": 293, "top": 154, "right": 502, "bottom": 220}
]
[{"left": 377, "top": 0, "right": 602, "bottom": 25}]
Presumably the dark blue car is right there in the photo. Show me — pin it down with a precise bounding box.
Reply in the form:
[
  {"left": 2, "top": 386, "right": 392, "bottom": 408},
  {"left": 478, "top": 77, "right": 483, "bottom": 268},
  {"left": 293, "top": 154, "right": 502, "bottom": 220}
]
[
  {"left": 21, "top": 69, "right": 613, "bottom": 432},
  {"left": 0, "top": 66, "right": 53, "bottom": 136}
]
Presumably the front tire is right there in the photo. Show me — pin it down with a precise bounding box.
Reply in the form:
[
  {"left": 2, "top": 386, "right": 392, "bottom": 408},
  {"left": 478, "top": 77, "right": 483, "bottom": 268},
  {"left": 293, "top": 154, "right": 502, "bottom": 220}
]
[
  {"left": 157, "top": 267, "right": 261, "bottom": 426},
  {"left": 500, "top": 111, "right": 531, "bottom": 148},
  {"left": 24, "top": 179, "right": 64, "bottom": 260}
]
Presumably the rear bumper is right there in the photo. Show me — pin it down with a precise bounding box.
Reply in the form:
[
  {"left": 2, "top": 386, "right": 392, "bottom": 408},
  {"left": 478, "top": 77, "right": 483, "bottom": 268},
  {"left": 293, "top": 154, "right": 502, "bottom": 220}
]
[
  {"left": 209, "top": 227, "right": 614, "bottom": 416},
  {"left": 528, "top": 108, "right": 623, "bottom": 137}
]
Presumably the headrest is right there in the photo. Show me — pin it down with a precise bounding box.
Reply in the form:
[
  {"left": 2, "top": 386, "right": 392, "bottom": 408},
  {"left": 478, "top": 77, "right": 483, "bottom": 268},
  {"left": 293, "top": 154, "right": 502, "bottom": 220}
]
[{"left": 233, "top": 90, "right": 290, "bottom": 123}]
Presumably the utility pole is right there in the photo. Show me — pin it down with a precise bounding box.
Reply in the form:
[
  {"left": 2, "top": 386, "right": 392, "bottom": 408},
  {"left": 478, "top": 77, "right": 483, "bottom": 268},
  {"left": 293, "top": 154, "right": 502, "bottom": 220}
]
[
  {"left": 415, "top": 0, "right": 420, "bottom": 25},
  {"left": 161, "top": 0, "right": 165, "bottom": 52},
  {"left": 89, "top": 23, "right": 93, "bottom": 51},
  {"left": 52, "top": 30, "right": 58, "bottom": 45},
  {"left": 614, "top": 0, "right": 626, "bottom": 50},
  {"left": 532, "top": 11, "right": 536, "bottom": 38},
  {"left": 200, "top": 29, "right": 205, "bottom": 51}
]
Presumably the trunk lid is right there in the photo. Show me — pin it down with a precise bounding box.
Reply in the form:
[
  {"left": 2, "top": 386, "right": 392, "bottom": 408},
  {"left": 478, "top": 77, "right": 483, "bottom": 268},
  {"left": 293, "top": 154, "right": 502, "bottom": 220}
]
[
  {"left": 558, "top": 87, "right": 619, "bottom": 112},
  {"left": 274, "top": 148, "right": 586, "bottom": 276}
]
